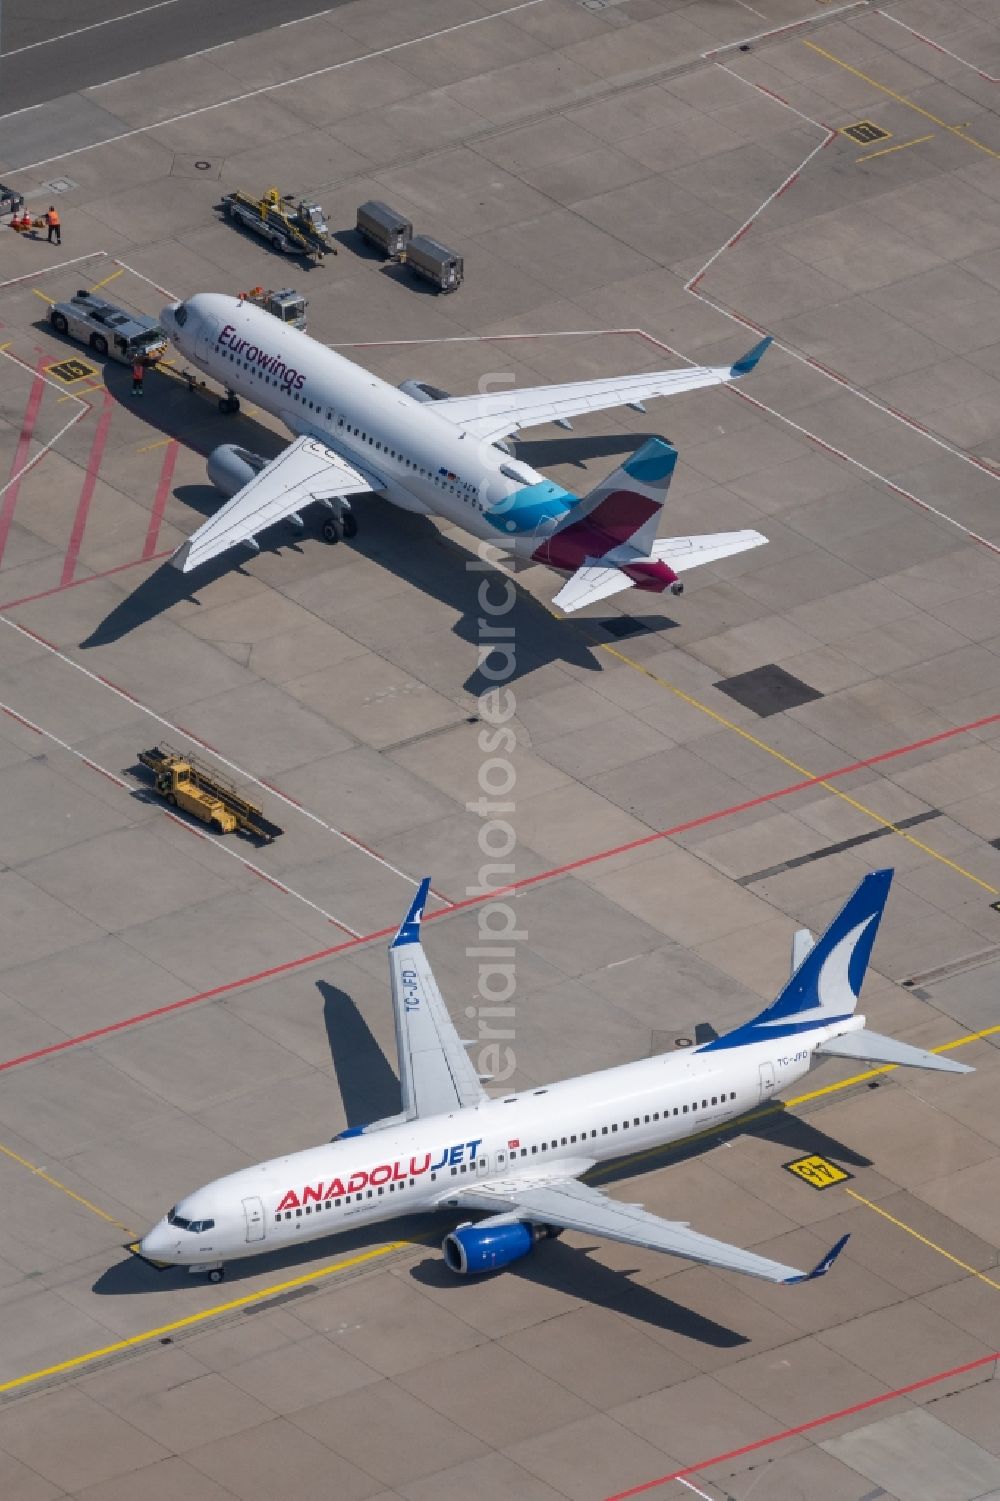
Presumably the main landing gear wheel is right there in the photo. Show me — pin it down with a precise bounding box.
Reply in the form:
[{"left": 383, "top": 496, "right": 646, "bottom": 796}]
[
  {"left": 322, "top": 518, "right": 342, "bottom": 544},
  {"left": 341, "top": 512, "right": 358, "bottom": 540},
  {"left": 208, "top": 1268, "right": 225, "bottom": 1283},
  {"left": 219, "top": 394, "right": 240, "bottom": 415}
]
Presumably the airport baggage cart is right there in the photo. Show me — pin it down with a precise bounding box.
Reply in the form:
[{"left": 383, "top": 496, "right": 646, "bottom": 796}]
[
  {"left": 220, "top": 188, "right": 336, "bottom": 260},
  {"left": 404, "top": 235, "right": 463, "bottom": 292},
  {"left": 0, "top": 184, "right": 24, "bottom": 218},
  {"left": 138, "top": 744, "right": 283, "bottom": 842},
  {"left": 356, "top": 200, "right": 413, "bottom": 259}
]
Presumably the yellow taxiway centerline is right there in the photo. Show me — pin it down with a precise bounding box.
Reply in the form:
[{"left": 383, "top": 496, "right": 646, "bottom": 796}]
[
  {"left": 0, "top": 1140, "right": 134, "bottom": 1234},
  {"left": 600, "top": 644, "right": 998, "bottom": 896},
  {"left": 857, "top": 132, "right": 935, "bottom": 163},
  {"left": 89, "top": 267, "right": 124, "bottom": 292},
  {"left": 4, "top": 1015, "right": 1000, "bottom": 1396},
  {"left": 804, "top": 40, "right": 1000, "bottom": 162},
  {"left": 0, "top": 1239, "right": 417, "bottom": 1397},
  {"left": 846, "top": 1187, "right": 1000, "bottom": 1292}
]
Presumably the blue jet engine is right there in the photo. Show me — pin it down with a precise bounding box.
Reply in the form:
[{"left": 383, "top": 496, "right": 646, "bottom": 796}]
[{"left": 442, "top": 1221, "right": 545, "bottom": 1274}]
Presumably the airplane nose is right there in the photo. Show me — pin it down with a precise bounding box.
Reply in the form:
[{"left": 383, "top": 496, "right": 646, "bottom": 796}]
[{"left": 139, "top": 1220, "right": 176, "bottom": 1260}]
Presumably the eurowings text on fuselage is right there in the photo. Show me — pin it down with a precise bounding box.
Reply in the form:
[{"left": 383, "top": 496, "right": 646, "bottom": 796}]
[{"left": 164, "top": 292, "right": 580, "bottom": 555}]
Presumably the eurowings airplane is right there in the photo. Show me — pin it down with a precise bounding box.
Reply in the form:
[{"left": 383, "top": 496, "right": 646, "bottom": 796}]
[
  {"left": 139, "top": 868, "right": 969, "bottom": 1284},
  {"left": 160, "top": 293, "right": 772, "bottom": 612}
]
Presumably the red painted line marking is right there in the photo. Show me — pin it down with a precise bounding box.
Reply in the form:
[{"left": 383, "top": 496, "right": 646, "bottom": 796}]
[
  {"left": 14, "top": 623, "right": 56, "bottom": 648},
  {"left": 0, "top": 550, "right": 172, "bottom": 612},
  {"left": 61, "top": 391, "right": 114, "bottom": 585},
  {"left": 0, "top": 355, "right": 49, "bottom": 567},
  {"left": 1, "top": 706, "right": 41, "bottom": 733},
  {"left": 259, "top": 777, "right": 301, "bottom": 807},
  {"left": 177, "top": 725, "right": 221, "bottom": 754},
  {"left": 775, "top": 172, "right": 799, "bottom": 197},
  {"left": 0, "top": 711, "right": 996, "bottom": 1077},
  {"left": 142, "top": 439, "right": 178, "bottom": 559},
  {"left": 163, "top": 809, "right": 208, "bottom": 840},
  {"left": 247, "top": 866, "right": 289, "bottom": 895},
  {"left": 0, "top": 932, "right": 379, "bottom": 1074},
  {"left": 603, "top": 1350, "right": 1000, "bottom": 1500},
  {"left": 727, "top": 224, "right": 752, "bottom": 248},
  {"left": 95, "top": 673, "right": 139, "bottom": 702},
  {"left": 80, "top": 756, "right": 127, "bottom": 787}
]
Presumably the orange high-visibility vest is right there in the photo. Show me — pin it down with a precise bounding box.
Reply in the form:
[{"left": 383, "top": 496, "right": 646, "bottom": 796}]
[{"left": 46, "top": 209, "right": 60, "bottom": 226}]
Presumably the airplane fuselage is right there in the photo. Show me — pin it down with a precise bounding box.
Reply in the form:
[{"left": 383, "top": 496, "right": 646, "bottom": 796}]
[
  {"left": 165, "top": 292, "right": 578, "bottom": 559},
  {"left": 139, "top": 1017, "right": 861, "bottom": 1271}
]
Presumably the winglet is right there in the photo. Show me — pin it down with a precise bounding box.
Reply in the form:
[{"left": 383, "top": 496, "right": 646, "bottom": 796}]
[
  {"left": 784, "top": 1233, "right": 850, "bottom": 1285},
  {"left": 730, "top": 335, "right": 773, "bottom": 378},
  {"left": 170, "top": 541, "right": 192, "bottom": 573},
  {"left": 391, "top": 877, "right": 431, "bottom": 948}
]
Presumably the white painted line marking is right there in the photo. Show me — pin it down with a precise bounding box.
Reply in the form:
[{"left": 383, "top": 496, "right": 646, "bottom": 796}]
[
  {"left": 0, "top": 613, "right": 444, "bottom": 901},
  {"left": 0, "top": 0, "right": 546, "bottom": 159},
  {"left": 0, "top": 699, "right": 359, "bottom": 935},
  {"left": 0, "top": 252, "right": 105, "bottom": 290},
  {"left": 0, "top": 0, "right": 184, "bottom": 59}
]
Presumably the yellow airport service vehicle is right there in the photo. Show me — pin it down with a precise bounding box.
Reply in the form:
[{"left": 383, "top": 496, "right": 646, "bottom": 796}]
[
  {"left": 220, "top": 187, "right": 336, "bottom": 260},
  {"left": 138, "top": 744, "right": 283, "bottom": 843}
]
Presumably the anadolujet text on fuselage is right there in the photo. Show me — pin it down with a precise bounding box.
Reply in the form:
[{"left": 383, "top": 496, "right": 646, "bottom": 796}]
[
  {"left": 160, "top": 292, "right": 772, "bottom": 612},
  {"left": 140, "top": 869, "right": 970, "bottom": 1285}
]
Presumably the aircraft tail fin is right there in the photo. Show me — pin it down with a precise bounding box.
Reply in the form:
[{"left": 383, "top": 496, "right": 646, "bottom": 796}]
[
  {"left": 554, "top": 436, "right": 678, "bottom": 555},
  {"left": 699, "top": 869, "right": 893, "bottom": 1051}
]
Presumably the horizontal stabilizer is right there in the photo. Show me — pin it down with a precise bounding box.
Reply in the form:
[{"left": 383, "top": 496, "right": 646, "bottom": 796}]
[
  {"left": 651, "top": 530, "right": 767, "bottom": 571},
  {"left": 552, "top": 561, "right": 633, "bottom": 613},
  {"left": 815, "top": 1029, "right": 973, "bottom": 1074}
]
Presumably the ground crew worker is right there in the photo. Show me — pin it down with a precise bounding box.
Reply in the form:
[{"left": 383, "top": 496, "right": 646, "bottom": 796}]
[
  {"left": 45, "top": 206, "right": 61, "bottom": 244},
  {"left": 132, "top": 357, "right": 145, "bottom": 397}
]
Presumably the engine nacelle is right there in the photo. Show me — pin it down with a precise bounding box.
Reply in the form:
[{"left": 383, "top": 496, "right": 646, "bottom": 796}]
[
  {"left": 442, "top": 1220, "right": 542, "bottom": 1275},
  {"left": 398, "top": 379, "right": 452, "bottom": 403},
  {"left": 207, "top": 444, "right": 269, "bottom": 498}
]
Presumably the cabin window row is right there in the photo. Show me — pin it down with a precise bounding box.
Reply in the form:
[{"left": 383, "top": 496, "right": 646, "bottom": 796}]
[
  {"left": 275, "top": 1094, "right": 739, "bottom": 1220},
  {"left": 509, "top": 1092, "right": 739, "bottom": 1156}
]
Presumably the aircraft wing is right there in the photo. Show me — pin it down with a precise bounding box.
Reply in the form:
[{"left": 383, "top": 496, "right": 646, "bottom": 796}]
[
  {"left": 389, "top": 878, "right": 488, "bottom": 1119},
  {"left": 435, "top": 336, "right": 772, "bottom": 443},
  {"left": 457, "top": 1174, "right": 849, "bottom": 1284},
  {"left": 170, "top": 434, "right": 373, "bottom": 573}
]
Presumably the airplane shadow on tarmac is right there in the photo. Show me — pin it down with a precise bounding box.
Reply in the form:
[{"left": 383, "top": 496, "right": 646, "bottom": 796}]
[{"left": 80, "top": 432, "right": 680, "bottom": 687}]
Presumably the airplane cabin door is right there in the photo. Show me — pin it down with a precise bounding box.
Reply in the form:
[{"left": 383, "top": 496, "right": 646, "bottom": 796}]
[
  {"left": 493, "top": 1149, "right": 507, "bottom": 1174},
  {"left": 758, "top": 1062, "right": 776, "bottom": 1103},
  {"left": 242, "top": 1196, "right": 266, "bottom": 1243}
]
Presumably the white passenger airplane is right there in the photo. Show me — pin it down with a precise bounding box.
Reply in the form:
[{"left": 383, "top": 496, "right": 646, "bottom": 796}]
[
  {"left": 139, "top": 869, "right": 969, "bottom": 1284},
  {"left": 160, "top": 293, "right": 772, "bottom": 612}
]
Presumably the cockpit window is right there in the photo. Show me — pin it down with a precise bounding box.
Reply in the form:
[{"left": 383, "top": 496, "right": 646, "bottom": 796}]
[
  {"left": 173, "top": 302, "right": 188, "bottom": 328},
  {"left": 167, "top": 1207, "right": 214, "bottom": 1232}
]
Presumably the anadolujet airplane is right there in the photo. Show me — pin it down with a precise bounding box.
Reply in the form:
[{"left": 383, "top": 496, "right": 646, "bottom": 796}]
[
  {"left": 160, "top": 292, "right": 772, "bottom": 612},
  {"left": 140, "top": 869, "right": 969, "bottom": 1284}
]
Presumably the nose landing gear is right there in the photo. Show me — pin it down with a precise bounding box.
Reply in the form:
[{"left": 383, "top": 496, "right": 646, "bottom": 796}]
[{"left": 189, "top": 1261, "right": 225, "bottom": 1282}]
